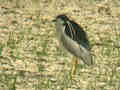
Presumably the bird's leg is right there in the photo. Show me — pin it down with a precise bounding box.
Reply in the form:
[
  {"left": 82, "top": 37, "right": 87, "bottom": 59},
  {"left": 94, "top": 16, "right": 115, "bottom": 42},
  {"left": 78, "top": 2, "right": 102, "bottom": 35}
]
[{"left": 71, "top": 57, "right": 78, "bottom": 76}]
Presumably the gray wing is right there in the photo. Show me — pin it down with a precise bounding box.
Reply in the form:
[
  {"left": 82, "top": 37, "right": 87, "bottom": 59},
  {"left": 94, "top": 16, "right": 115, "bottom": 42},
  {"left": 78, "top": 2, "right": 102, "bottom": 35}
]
[
  {"left": 63, "top": 20, "right": 93, "bottom": 65},
  {"left": 64, "top": 20, "right": 90, "bottom": 50}
]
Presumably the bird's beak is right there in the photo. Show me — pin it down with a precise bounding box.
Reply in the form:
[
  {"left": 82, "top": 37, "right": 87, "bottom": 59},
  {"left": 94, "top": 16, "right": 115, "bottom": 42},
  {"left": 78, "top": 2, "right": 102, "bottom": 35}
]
[{"left": 52, "top": 19, "right": 56, "bottom": 23}]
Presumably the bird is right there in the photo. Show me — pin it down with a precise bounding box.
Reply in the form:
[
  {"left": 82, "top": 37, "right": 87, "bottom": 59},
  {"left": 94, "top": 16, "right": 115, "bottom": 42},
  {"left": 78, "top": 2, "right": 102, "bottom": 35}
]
[{"left": 53, "top": 14, "right": 93, "bottom": 76}]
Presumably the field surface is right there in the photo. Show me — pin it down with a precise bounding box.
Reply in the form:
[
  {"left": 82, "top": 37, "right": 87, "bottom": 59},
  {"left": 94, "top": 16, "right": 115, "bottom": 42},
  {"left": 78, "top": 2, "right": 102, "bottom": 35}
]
[{"left": 0, "top": 0, "right": 120, "bottom": 90}]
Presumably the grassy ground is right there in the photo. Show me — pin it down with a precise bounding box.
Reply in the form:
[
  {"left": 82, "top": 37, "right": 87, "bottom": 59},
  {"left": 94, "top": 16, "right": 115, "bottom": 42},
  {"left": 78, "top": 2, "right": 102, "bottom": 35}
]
[{"left": 0, "top": 0, "right": 120, "bottom": 90}]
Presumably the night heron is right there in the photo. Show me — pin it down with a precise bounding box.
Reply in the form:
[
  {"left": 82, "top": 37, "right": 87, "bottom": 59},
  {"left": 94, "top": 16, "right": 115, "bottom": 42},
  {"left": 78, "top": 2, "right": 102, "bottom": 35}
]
[{"left": 53, "top": 14, "right": 93, "bottom": 76}]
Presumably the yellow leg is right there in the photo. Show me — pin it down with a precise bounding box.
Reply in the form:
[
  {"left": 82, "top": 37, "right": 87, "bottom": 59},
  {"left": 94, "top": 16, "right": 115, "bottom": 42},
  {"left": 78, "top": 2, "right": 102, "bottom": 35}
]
[{"left": 71, "top": 57, "right": 78, "bottom": 76}]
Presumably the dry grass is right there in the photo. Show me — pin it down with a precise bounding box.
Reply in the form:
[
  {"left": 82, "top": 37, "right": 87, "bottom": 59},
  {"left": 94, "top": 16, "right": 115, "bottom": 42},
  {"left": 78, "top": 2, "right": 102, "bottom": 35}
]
[{"left": 0, "top": 0, "right": 120, "bottom": 90}]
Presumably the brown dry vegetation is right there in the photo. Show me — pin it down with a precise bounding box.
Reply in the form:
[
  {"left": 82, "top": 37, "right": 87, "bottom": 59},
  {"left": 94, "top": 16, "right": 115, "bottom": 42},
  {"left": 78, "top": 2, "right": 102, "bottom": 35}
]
[{"left": 0, "top": 0, "right": 120, "bottom": 90}]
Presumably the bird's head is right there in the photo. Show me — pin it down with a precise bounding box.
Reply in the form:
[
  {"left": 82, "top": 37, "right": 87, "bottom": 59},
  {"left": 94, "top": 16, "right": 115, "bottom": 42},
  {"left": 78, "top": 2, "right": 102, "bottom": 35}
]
[{"left": 52, "top": 14, "right": 69, "bottom": 26}]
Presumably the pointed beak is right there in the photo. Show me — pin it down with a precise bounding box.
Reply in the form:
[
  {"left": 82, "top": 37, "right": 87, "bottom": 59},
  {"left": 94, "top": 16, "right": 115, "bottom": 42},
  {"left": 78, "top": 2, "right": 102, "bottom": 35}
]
[{"left": 52, "top": 19, "right": 56, "bottom": 23}]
